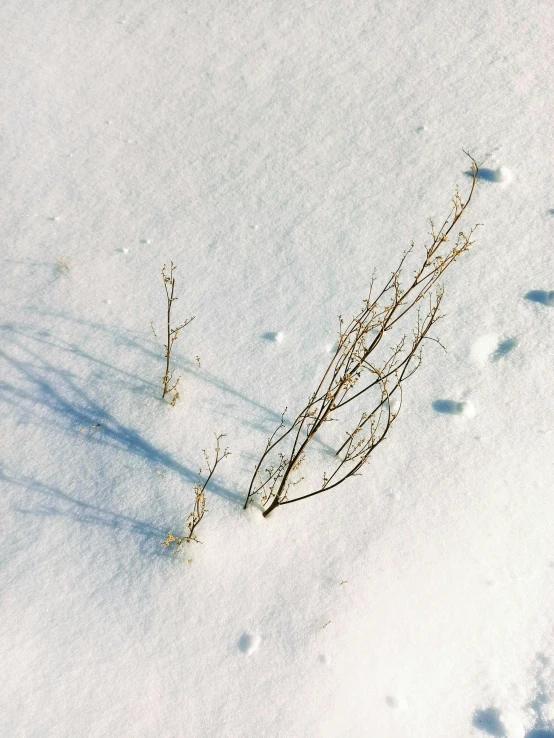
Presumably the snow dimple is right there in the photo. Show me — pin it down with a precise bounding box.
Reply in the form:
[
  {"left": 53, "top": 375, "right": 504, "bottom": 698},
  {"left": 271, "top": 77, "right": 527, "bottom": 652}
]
[
  {"left": 432, "top": 399, "right": 475, "bottom": 417},
  {"left": 472, "top": 334, "right": 518, "bottom": 364},
  {"left": 472, "top": 707, "right": 516, "bottom": 737},
  {"left": 492, "top": 337, "right": 518, "bottom": 361},
  {"left": 385, "top": 695, "right": 407, "bottom": 710},
  {"left": 474, "top": 166, "right": 513, "bottom": 183},
  {"left": 455, "top": 400, "right": 475, "bottom": 418},
  {"left": 472, "top": 334, "right": 499, "bottom": 364},
  {"left": 472, "top": 706, "right": 550, "bottom": 738},
  {"left": 525, "top": 290, "right": 554, "bottom": 307},
  {"left": 318, "top": 654, "right": 332, "bottom": 665},
  {"left": 495, "top": 166, "right": 513, "bottom": 183},
  {"left": 472, "top": 654, "right": 554, "bottom": 737},
  {"left": 237, "top": 633, "right": 261, "bottom": 656},
  {"left": 262, "top": 331, "right": 284, "bottom": 343}
]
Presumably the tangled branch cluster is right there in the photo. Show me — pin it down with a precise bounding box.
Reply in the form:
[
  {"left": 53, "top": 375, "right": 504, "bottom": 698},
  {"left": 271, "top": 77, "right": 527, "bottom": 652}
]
[{"left": 244, "top": 156, "right": 480, "bottom": 518}]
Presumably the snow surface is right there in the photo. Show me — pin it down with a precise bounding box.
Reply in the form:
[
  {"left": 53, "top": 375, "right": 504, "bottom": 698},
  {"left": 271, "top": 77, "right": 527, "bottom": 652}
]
[{"left": 1, "top": 1, "right": 554, "bottom": 736}]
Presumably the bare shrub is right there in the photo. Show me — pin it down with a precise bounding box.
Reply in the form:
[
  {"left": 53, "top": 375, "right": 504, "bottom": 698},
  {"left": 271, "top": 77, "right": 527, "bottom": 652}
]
[
  {"left": 162, "top": 434, "right": 231, "bottom": 547},
  {"left": 244, "top": 155, "right": 480, "bottom": 518}
]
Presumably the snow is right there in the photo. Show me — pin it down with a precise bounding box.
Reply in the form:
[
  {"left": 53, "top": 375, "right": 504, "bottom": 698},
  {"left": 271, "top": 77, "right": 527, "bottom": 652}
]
[{"left": 1, "top": 0, "right": 554, "bottom": 736}]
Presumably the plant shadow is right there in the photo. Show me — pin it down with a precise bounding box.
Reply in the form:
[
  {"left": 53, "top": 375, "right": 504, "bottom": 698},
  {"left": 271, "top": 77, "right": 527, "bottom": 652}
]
[
  {"left": 12, "top": 311, "right": 336, "bottom": 455},
  {"left": 1, "top": 312, "right": 337, "bottom": 514},
  {"left": 0, "top": 329, "right": 240, "bottom": 505},
  {"left": 472, "top": 654, "right": 554, "bottom": 738},
  {"left": 464, "top": 168, "right": 507, "bottom": 183},
  {"left": 15, "top": 310, "right": 297, "bottom": 429},
  {"left": 2, "top": 470, "right": 170, "bottom": 558}
]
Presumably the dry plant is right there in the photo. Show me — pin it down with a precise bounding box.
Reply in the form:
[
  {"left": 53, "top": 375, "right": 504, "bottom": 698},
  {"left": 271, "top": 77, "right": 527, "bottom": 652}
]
[
  {"left": 162, "top": 434, "right": 231, "bottom": 548},
  {"left": 55, "top": 257, "right": 69, "bottom": 276},
  {"left": 156, "top": 262, "right": 195, "bottom": 405},
  {"left": 244, "top": 154, "right": 480, "bottom": 518}
]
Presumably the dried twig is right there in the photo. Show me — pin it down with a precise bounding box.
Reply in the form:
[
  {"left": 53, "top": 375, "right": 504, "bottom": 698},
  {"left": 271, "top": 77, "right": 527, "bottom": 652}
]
[
  {"left": 245, "top": 154, "right": 480, "bottom": 518},
  {"left": 162, "top": 434, "right": 231, "bottom": 547},
  {"left": 55, "top": 257, "right": 70, "bottom": 276},
  {"left": 158, "top": 262, "right": 195, "bottom": 405}
]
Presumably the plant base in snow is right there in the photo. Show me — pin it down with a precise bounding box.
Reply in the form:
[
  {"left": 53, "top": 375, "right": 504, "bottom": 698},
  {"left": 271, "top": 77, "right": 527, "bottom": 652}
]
[{"left": 162, "top": 434, "right": 230, "bottom": 548}]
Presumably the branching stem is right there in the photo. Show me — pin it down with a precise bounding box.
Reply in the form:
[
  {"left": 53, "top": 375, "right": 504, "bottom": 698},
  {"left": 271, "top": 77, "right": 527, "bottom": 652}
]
[
  {"left": 160, "top": 262, "right": 195, "bottom": 404},
  {"left": 246, "top": 153, "right": 481, "bottom": 518}
]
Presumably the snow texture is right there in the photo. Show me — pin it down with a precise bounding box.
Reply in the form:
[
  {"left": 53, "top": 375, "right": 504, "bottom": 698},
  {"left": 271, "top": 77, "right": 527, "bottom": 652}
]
[{"left": 1, "top": 1, "right": 554, "bottom": 736}]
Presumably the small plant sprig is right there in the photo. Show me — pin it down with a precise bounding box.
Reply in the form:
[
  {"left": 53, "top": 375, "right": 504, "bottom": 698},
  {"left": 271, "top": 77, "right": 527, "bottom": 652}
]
[
  {"left": 162, "top": 434, "right": 231, "bottom": 548},
  {"left": 158, "top": 262, "right": 195, "bottom": 405},
  {"left": 245, "top": 153, "right": 480, "bottom": 518},
  {"left": 55, "top": 257, "right": 69, "bottom": 277}
]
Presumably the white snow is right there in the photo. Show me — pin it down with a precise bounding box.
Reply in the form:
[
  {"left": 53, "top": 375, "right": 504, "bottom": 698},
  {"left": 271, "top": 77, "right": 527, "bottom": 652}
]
[
  {"left": 495, "top": 165, "right": 513, "bottom": 183},
  {"left": 2, "top": 1, "right": 554, "bottom": 737},
  {"left": 458, "top": 400, "right": 476, "bottom": 418}
]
